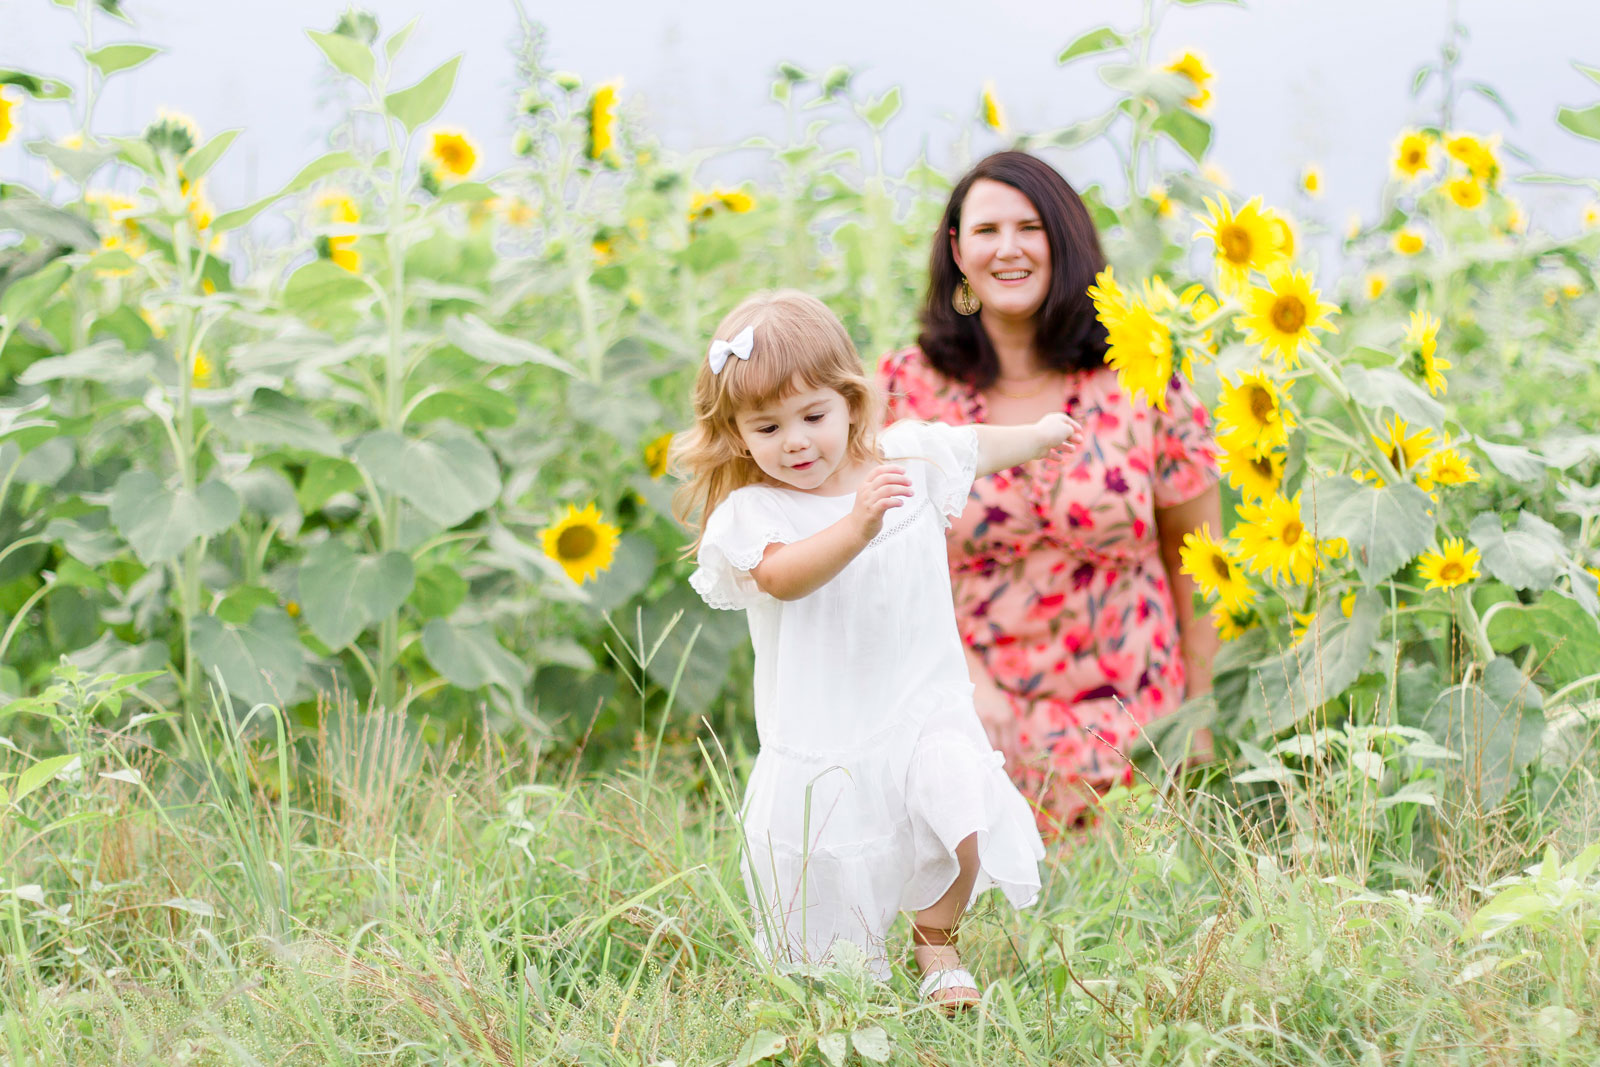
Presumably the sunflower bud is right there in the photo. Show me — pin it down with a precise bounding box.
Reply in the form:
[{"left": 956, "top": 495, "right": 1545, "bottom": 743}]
[
  {"left": 332, "top": 9, "right": 379, "bottom": 44},
  {"left": 552, "top": 70, "right": 582, "bottom": 93}
]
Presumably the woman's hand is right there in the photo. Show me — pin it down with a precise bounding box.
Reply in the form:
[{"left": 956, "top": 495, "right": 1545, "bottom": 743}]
[
  {"left": 1032, "top": 411, "right": 1086, "bottom": 459},
  {"left": 850, "top": 464, "right": 913, "bottom": 541}
]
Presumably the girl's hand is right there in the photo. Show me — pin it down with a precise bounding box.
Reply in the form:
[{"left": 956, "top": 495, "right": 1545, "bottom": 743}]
[
  {"left": 1033, "top": 412, "right": 1085, "bottom": 459},
  {"left": 851, "top": 464, "right": 913, "bottom": 541}
]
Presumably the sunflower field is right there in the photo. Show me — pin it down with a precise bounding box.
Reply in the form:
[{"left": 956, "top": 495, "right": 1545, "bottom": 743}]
[{"left": 4, "top": 0, "right": 1600, "bottom": 1061}]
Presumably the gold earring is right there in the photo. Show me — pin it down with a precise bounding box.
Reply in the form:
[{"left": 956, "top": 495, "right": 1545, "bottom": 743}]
[{"left": 953, "top": 276, "right": 981, "bottom": 316}]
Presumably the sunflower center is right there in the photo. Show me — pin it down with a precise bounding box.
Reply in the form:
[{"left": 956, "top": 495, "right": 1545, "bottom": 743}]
[
  {"left": 1250, "top": 455, "right": 1276, "bottom": 480},
  {"left": 1386, "top": 446, "right": 1403, "bottom": 470},
  {"left": 1439, "top": 560, "right": 1464, "bottom": 583},
  {"left": 1281, "top": 520, "right": 1303, "bottom": 547},
  {"left": 1270, "top": 295, "right": 1307, "bottom": 334},
  {"left": 557, "top": 526, "right": 598, "bottom": 560},
  {"left": 1405, "top": 149, "right": 1422, "bottom": 168},
  {"left": 441, "top": 143, "right": 466, "bottom": 167},
  {"left": 1246, "top": 385, "right": 1275, "bottom": 425},
  {"left": 1209, "top": 553, "right": 1233, "bottom": 582},
  {"left": 1219, "top": 224, "right": 1253, "bottom": 264}
]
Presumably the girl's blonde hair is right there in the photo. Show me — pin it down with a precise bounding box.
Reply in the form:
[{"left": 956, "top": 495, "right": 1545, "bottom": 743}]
[{"left": 673, "top": 290, "right": 883, "bottom": 554}]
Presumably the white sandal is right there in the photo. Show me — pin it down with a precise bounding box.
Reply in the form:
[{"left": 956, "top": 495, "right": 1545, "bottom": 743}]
[
  {"left": 912, "top": 922, "right": 980, "bottom": 1012},
  {"left": 918, "top": 966, "right": 979, "bottom": 1002}
]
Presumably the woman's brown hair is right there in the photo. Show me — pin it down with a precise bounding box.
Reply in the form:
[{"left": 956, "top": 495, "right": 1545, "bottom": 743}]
[
  {"left": 918, "top": 151, "right": 1109, "bottom": 387},
  {"left": 672, "top": 290, "right": 883, "bottom": 554}
]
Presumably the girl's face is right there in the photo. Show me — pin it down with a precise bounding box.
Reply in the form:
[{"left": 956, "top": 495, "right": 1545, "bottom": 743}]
[
  {"left": 950, "top": 179, "right": 1053, "bottom": 324},
  {"left": 733, "top": 380, "right": 857, "bottom": 495}
]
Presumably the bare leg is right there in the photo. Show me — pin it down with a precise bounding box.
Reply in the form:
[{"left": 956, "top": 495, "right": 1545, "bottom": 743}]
[{"left": 912, "top": 832, "right": 980, "bottom": 1006}]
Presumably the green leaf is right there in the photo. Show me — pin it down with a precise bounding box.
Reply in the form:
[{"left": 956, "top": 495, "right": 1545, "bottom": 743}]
[
  {"left": 434, "top": 181, "right": 497, "bottom": 205},
  {"left": 183, "top": 128, "right": 241, "bottom": 181},
  {"left": 1411, "top": 65, "right": 1434, "bottom": 97},
  {"left": 1467, "top": 82, "right": 1515, "bottom": 123},
  {"left": 1557, "top": 104, "right": 1600, "bottom": 142},
  {"left": 408, "top": 563, "right": 468, "bottom": 619},
  {"left": 1344, "top": 365, "right": 1445, "bottom": 431},
  {"left": 1098, "top": 64, "right": 1194, "bottom": 110},
  {"left": 640, "top": 585, "right": 747, "bottom": 714},
  {"left": 231, "top": 467, "right": 302, "bottom": 537},
  {"left": 1422, "top": 656, "right": 1544, "bottom": 807},
  {"left": 817, "top": 1032, "right": 848, "bottom": 1067},
  {"left": 408, "top": 383, "right": 518, "bottom": 430},
  {"left": 1469, "top": 512, "right": 1566, "bottom": 592},
  {"left": 1058, "top": 27, "right": 1126, "bottom": 65},
  {"left": 1473, "top": 437, "right": 1545, "bottom": 484},
  {"left": 1308, "top": 476, "right": 1435, "bottom": 587},
  {"left": 17, "top": 340, "right": 154, "bottom": 386},
  {"left": 1576, "top": 62, "right": 1600, "bottom": 87},
  {"left": 1, "top": 261, "right": 72, "bottom": 328},
  {"left": 385, "top": 17, "right": 420, "bottom": 62},
  {"left": 109, "top": 472, "right": 241, "bottom": 565},
  {"left": 296, "top": 457, "right": 363, "bottom": 512},
  {"left": 298, "top": 541, "right": 415, "bottom": 648},
  {"left": 10, "top": 754, "right": 77, "bottom": 809},
  {"left": 681, "top": 231, "right": 739, "bottom": 273},
  {"left": 1040, "top": 109, "right": 1117, "bottom": 150},
  {"left": 729, "top": 1031, "right": 787, "bottom": 1067},
  {"left": 857, "top": 87, "right": 901, "bottom": 130},
  {"left": 443, "top": 314, "right": 578, "bottom": 375},
  {"left": 110, "top": 135, "right": 160, "bottom": 175},
  {"left": 384, "top": 55, "right": 461, "bottom": 134},
  {"left": 0, "top": 69, "right": 72, "bottom": 100},
  {"left": 421, "top": 619, "right": 530, "bottom": 692},
  {"left": 193, "top": 608, "right": 305, "bottom": 708},
  {"left": 354, "top": 428, "right": 501, "bottom": 528},
  {"left": 306, "top": 28, "right": 374, "bottom": 84},
  {"left": 0, "top": 195, "right": 99, "bottom": 247},
  {"left": 211, "top": 150, "right": 361, "bottom": 232},
  {"left": 851, "top": 1027, "right": 892, "bottom": 1064},
  {"left": 583, "top": 534, "right": 656, "bottom": 612},
  {"left": 282, "top": 259, "right": 370, "bottom": 317},
  {"left": 1151, "top": 109, "right": 1212, "bottom": 162},
  {"left": 1251, "top": 591, "right": 1384, "bottom": 732},
  {"left": 207, "top": 388, "right": 343, "bottom": 456},
  {"left": 25, "top": 138, "right": 119, "bottom": 184},
  {"left": 1487, "top": 591, "right": 1600, "bottom": 687},
  {"left": 83, "top": 43, "right": 161, "bottom": 78}
]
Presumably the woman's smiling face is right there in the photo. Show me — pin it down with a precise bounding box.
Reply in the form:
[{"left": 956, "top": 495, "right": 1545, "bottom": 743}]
[{"left": 950, "top": 178, "right": 1053, "bottom": 324}]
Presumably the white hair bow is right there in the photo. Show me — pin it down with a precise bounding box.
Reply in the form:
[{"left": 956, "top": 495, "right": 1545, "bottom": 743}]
[{"left": 707, "top": 325, "right": 755, "bottom": 374}]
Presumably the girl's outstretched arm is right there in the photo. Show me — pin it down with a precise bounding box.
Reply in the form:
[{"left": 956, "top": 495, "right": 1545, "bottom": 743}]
[
  {"left": 974, "top": 413, "right": 1084, "bottom": 477},
  {"left": 749, "top": 464, "right": 912, "bottom": 601}
]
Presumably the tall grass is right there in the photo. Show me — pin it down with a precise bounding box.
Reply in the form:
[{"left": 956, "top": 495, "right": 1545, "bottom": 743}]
[{"left": 3, "top": 658, "right": 1598, "bottom": 1065}]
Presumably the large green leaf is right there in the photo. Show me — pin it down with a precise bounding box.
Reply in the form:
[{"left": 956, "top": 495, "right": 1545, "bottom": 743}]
[
  {"left": 407, "top": 383, "right": 518, "bottom": 430},
  {"left": 384, "top": 55, "right": 461, "bottom": 133},
  {"left": 1468, "top": 512, "right": 1565, "bottom": 592},
  {"left": 231, "top": 467, "right": 302, "bottom": 538},
  {"left": 421, "top": 618, "right": 530, "bottom": 692},
  {"left": 2, "top": 261, "right": 73, "bottom": 328},
  {"left": 0, "top": 196, "right": 99, "bottom": 248},
  {"left": 18, "top": 340, "right": 155, "bottom": 386},
  {"left": 211, "top": 151, "right": 362, "bottom": 232},
  {"left": 443, "top": 314, "right": 578, "bottom": 375},
  {"left": 83, "top": 43, "right": 161, "bottom": 78},
  {"left": 354, "top": 428, "right": 501, "bottom": 528},
  {"left": 1151, "top": 110, "right": 1212, "bottom": 163},
  {"left": 25, "top": 138, "right": 120, "bottom": 185},
  {"left": 1308, "top": 475, "right": 1435, "bottom": 587},
  {"left": 184, "top": 129, "right": 241, "bottom": 181},
  {"left": 1487, "top": 591, "right": 1600, "bottom": 687},
  {"left": 282, "top": 259, "right": 370, "bottom": 318},
  {"left": 1344, "top": 365, "right": 1445, "bottom": 431},
  {"left": 306, "top": 29, "right": 374, "bottom": 84},
  {"left": 640, "top": 585, "right": 750, "bottom": 715},
  {"left": 1473, "top": 437, "right": 1545, "bottom": 484},
  {"left": 1098, "top": 64, "right": 1195, "bottom": 111},
  {"left": 1421, "top": 656, "right": 1545, "bottom": 807},
  {"left": 109, "top": 472, "right": 241, "bottom": 565},
  {"left": 1249, "top": 591, "right": 1384, "bottom": 732},
  {"left": 856, "top": 87, "right": 900, "bottom": 130},
  {"left": 1058, "top": 27, "right": 1125, "bottom": 65},
  {"left": 0, "top": 69, "right": 72, "bottom": 100},
  {"left": 193, "top": 608, "right": 305, "bottom": 708},
  {"left": 1557, "top": 104, "right": 1600, "bottom": 142},
  {"left": 206, "top": 388, "right": 343, "bottom": 456},
  {"left": 298, "top": 542, "right": 414, "bottom": 648},
  {"left": 296, "top": 456, "right": 364, "bottom": 512},
  {"left": 408, "top": 563, "right": 468, "bottom": 619}
]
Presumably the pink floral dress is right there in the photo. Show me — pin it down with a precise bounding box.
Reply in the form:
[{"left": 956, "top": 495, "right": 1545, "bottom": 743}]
[{"left": 878, "top": 346, "right": 1219, "bottom": 828}]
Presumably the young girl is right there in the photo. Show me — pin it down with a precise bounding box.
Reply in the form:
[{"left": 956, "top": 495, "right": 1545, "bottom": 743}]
[{"left": 675, "top": 291, "right": 1084, "bottom": 1009}]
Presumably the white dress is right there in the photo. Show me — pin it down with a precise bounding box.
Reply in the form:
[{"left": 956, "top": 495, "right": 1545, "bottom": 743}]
[{"left": 690, "top": 420, "right": 1045, "bottom": 978}]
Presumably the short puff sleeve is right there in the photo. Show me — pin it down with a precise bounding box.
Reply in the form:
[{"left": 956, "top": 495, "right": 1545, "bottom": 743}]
[
  {"left": 882, "top": 420, "right": 979, "bottom": 525},
  {"left": 688, "top": 489, "right": 797, "bottom": 611},
  {"left": 1151, "top": 374, "right": 1221, "bottom": 509}
]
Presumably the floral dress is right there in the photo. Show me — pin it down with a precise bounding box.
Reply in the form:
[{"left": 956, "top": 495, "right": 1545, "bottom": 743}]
[{"left": 878, "top": 346, "right": 1220, "bottom": 827}]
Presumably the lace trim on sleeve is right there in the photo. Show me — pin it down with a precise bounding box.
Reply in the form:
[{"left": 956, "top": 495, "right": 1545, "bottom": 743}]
[
  {"left": 934, "top": 424, "right": 981, "bottom": 524},
  {"left": 688, "top": 529, "right": 797, "bottom": 611}
]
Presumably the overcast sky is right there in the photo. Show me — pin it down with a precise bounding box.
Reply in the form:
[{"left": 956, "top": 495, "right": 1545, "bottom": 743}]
[{"left": 4, "top": 0, "right": 1599, "bottom": 254}]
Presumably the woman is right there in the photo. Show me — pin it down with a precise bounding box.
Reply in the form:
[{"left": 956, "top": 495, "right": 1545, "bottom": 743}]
[{"left": 878, "top": 151, "right": 1221, "bottom": 831}]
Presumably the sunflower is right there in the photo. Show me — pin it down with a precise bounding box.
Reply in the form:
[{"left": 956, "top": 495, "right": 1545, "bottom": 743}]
[
  {"left": 1584, "top": 202, "right": 1600, "bottom": 230},
  {"left": 1087, "top": 266, "right": 1125, "bottom": 327},
  {"left": 1444, "top": 132, "right": 1499, "bottom": 186},
  {"left": 1364, "top": 272, "right": 1387, "bottom": 300},
  {"left": 86, "top": 190, "right": 144, "bottom": 256},
  {"left": 1194, "top": 195, "right": 1287, "bottom": 294},
  {"left": 1424, "top": 448, "right": 1478, "bottom": 487},
  {"left": 1371, "top": 414, "right": 1437, "bottom": 480},
  {"left": 0, "top": 90, "right": 17, "bottom": 145},
  {"left": 1270, "top": 213, "right": 1297, "bottom": 259},
  {"left": 1147, "top": 184, "right": 1175, "bottom": 219},
  {"left": 1393, "top": 228, "right": 1426, "bottom": 255},
  {"left": 1215, "top": 370, "right": 1295, "bottom": 453},
  {"left": 980, "top": 81, "right": 1007, "bottom": 132},
  {"left": 190, "top": 351, "right": 214, "bottom": 389},
  {"left": 1340, "top": 590, "right": 1358, "bottom": 618},
  {"left": 1417, "top": 538, "right": 1480, "bottom": 591},
  {"left": 1403, "top": 310, "right": 1449, "bottom": 395},
  {"left": 500, "top": 197, "right": 537, "bottom": 227},
  {"left": 1211, "top": 603, "right": 1260, "bottom": 642},
  {"left": 1300, "top": 164, "right": 1322, "bottom": 198},
  {"left": 1392, "top": 129, "right": 1433, "bottom": 182},
  {"left": 1180, "top": 523, "right": 1255, "bottom": 612},
  {"left": 1233, "top": 491, "right": 1318, "bottom": 586},
  {"left": 1103, "top": 279, "right": 1178, "bottom": 411},
  {"left": 316, "top": 189, "right": 362, "bottom": 273},
  {"left": 1503, "top": 200, "right": 1527, "bottom": 234},
  {"left": 587, "top": 80, "right": 622, "bottom": 161},
  {"left": 1165, "top": 51, "right": 1213, "bottom": 110},
  {"left": 426, "top": 128, "right": 477, "bottom": 181},
  {"left": 541, "top": 503, "right": 621, "bottom": 585},
  {"left": 1445, "top": 175, "right": 1485, "bottom": 210},
  {"left": 1219, "top": 444, "right": 1284, "bottom": 502},
  {"left": 689, "top": 187, "right": 756, "bottom": 220},
  {"left": 1235, "top": 269, "right": 1339, "bottom": 369},
  {"left": 643, "top": 432, "right": 673, "bottom": 479}
]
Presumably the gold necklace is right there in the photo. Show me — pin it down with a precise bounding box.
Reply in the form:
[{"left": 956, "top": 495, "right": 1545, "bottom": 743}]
[{"left": 989, "top": 371, "right": 1059, "bottom": 399}]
